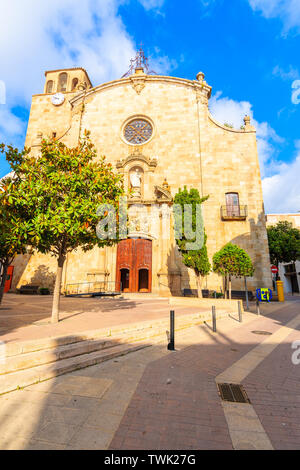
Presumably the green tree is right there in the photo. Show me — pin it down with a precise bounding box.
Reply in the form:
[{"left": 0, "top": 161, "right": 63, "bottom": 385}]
[
  {"left": 0, "top": 145, "right": 34, "bottom": 304},
  {"left": 267, "top": 221, "right": 300, "bottom": 269},
  {"left": 1, "top": 133, "right": 124, "bottom": 323},
  {"left": 174, "top": 187, "right": 211, "bottom": 298},
  {"left": 213, "top": 243, "right": 254, "bottom": 299}
]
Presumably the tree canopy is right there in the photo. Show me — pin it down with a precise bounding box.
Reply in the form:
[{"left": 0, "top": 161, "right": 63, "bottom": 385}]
[
  {"left": 174, "top": 187, "right": 211, "bottom": 297},
  {"left": 213, "top": 243, "right": 254, "bottom": 277},
  {"left": 213, "top": 243, "right": 254, "bottom": 298},
  {"left": 0, "top": 132, "right": 124, "bottom": 321},
  {"left": 267, "top": 221, "right": 300, "bottom": 267},
  {"left": 0, "top": 145, "right": 35, "bottom": 303}
]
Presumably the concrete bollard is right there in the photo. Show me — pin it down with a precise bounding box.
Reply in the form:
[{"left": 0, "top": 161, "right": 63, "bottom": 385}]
[{"left": 238, "top": 301, "right": 243, "bottom": 323}]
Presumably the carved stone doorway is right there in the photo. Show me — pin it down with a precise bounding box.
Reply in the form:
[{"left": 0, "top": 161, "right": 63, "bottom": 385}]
[{"left": 116, "top": 238, "right": 152, "bottom": 293}]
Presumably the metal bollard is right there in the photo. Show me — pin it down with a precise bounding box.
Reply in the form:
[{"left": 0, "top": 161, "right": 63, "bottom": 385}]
[
  {"left": 244, "top": 277, "right": 249, "bottom": 311},
  {"left": 256, "top": 298, "right": 260, "bottom": 315},
  {"left": 168, "top": 310, "right": 175, "bottom": 351},
  {"left": 212, "top": 306, "right": 217, "bottom": 333},
  {"left": 238, "top": 301, "right": 243, "bottom": 323}
]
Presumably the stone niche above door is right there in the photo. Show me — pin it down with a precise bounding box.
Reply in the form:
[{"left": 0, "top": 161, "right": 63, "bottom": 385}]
[{"left": 116, "top": 149, "right": 158, "bottom": 202}]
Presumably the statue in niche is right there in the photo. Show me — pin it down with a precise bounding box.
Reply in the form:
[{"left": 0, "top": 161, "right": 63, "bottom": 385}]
[{"left": 130, "top": 168, "right": 142, "bottom": 197}]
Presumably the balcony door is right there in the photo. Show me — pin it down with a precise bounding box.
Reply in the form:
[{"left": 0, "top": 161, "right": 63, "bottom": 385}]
[{"left": 226, "top": 193, "right": 240, "bottom": 217}]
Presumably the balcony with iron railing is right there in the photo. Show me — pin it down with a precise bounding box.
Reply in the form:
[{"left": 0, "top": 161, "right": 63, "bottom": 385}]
[{"left": 221, "top": 205, "right": 248, "bottom": 221}]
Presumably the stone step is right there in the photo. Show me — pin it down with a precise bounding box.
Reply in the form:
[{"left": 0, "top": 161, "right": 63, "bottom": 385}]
[
  {"left": 0, "top": 338, "right": 116, "bottom": 375},
  {"left": 1, "top": 323, "right": 170, "bottom": 375},
  {"left": 5, "top": 310, "right": 216, "bottom": 358},
  {"left": 1, "top": 312, "right": 209, "bottom": 375},
  {"left": 5, "top": 315, "right": 178, "bottom": 358},
  {"left": 0, "top": 341, "right": 149, "bottom": 395},
  {"left": 0, "top": 309, "right": 230, "bottom": 392}
]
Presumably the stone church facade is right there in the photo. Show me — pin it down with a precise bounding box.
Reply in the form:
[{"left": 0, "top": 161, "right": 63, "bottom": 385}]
[{"left": 12, "top": 56, "right": 272, "bottom": 296}]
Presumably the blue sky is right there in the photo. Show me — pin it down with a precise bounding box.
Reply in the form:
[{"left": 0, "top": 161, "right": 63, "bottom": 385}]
[{"left": 0, "top": 0, "right": 299, "bottom": 212}]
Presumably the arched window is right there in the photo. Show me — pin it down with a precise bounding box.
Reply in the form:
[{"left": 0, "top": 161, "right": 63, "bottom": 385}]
[
  {"left": 46, "top": 80, "right": 54, "bottom": 94},
  {"left": 58, "top": 73, "right": 68, "bottom": 92},
  {"left": 71, "top": 78, "right": 79, "bottom": 91},
  {"left": 225, "top": 192, "right": 240, "bottom": 217}
]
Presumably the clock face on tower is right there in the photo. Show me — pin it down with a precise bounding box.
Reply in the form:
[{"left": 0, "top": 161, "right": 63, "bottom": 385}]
[
  {"left": 51, "top": 93, "right": 65, "bottom": 106},
  {"left": 124, "top": 118, "right": 153, "bottom": 145}
]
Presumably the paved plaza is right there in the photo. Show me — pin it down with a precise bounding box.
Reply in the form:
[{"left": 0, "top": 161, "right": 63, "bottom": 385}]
[
  {"left": 0, "top": 294, "right": 204, "bottom": 344},
  {"left": 0, "top": 297, "right": 299, "bottom": 450}
]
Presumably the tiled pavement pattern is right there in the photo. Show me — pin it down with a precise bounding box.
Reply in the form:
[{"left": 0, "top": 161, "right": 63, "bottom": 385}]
[
  {"left": 244, "top": 320, "right": 300, "bottom": 450},
  {"left": 0, "top": 300, "right": 299, "bottom": 450},
  {"left": 110, "top": 301, "right": 300, "bottom": 450}
]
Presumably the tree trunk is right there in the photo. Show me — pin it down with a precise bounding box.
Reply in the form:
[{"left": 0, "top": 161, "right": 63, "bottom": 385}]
[
  {"left": 195, "top": 272, "right": 203, "bottom": 299},
  {"left": 229, "top": 275, "right": 232, "bottom": 300},
  {"left": 0, "top": 261, "right": 8, "bottom": 305},
  {"left": 224, "top": 274, "right": 228, "bottom": 299},
  {"left": 51, "top": 253, "right": 66, "bottom": 324}
]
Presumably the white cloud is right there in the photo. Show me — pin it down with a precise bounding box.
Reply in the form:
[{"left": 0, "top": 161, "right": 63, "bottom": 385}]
[
  {"left": 0, "top": 0, "right": 175, "bottom": 154},
  {"left": 209, "top": 91, "right": 284, "bottom": 177},
  {"left": 248, "top": 0, "right": 300, "bottom": 34},
  {"left": 262, "top": 152, "right": 300, "bottom": 212},
  {"left": 0, "top": 107, "right": 26, "bottom": 148},
  {"left": 0, "top": 0, "right": 136, "bottom": 106},
  {"left": 138, "top": 0, "right": 165, "bottom": 10},
  {"left": 150, "top": 47, "right": 178, "bottom": 74}
]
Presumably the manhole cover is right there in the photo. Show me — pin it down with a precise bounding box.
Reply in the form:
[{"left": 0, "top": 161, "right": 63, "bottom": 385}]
[
  {"left": 217, "top": 383, "right": 250, "bottom": 404},
  {"left": 252, "top": 331, "right": 272, "bottom": 336}
]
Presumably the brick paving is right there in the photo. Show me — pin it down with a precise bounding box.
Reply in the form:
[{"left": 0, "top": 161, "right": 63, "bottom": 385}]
[
  {"left": 244, "top": 320, "right": 300, "bottom": 449},
  {"left": 110, "top": 301, "right": 300, "bottom": 450},
  {"left": 0, "top": 299, "right": 299, "bottom": 449}
]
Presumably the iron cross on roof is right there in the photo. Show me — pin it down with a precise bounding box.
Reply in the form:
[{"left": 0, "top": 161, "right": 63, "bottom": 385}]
[{"left": 122, "top": 44, "right": 157, "bottom": 78}]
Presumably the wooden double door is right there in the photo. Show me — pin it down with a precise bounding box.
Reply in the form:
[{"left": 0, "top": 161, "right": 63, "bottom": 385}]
[{"left": 116, "top": 238, "right": 152, "bottom": 293}]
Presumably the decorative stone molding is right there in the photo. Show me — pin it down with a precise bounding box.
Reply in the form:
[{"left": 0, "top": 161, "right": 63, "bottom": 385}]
[
  {"left": 244, "top": 115, "right": 256, "bottom": 132},
  {"left": 195, "top": 91, "right": 209, "bottom": 106},
  {"left": 116, "top": 149, "right": 158, "bottom": 170},
  {"left": 194, "top": 72, "right": 211, "bottom": 106},
  {"left": 194, "top": 85, "right": 210, "bottom": 105},
  {"left": 130, "top": 74, "right": 146, "bottom": 95},
  {"left": 155, "top": 184, "right": 173, "bottom": 203}
]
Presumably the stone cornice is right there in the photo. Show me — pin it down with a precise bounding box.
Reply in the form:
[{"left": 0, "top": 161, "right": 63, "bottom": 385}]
[
  {"left": 69, "top": 74, "right": 212, "bottom": 107},
  {"left": 208, "top": 112, "right": 256, "bottom": 134},
  {"left": 116, "top": 151, "right": 158, "bottom": 170}
]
